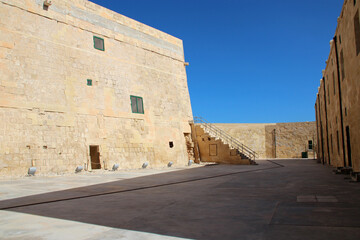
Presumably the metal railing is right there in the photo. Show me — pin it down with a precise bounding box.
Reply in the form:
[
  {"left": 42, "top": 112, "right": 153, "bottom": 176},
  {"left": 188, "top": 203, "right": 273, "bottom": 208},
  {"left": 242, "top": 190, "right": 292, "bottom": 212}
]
[{"left": 192, "top": 116, "right": 258, "bottom": 161}]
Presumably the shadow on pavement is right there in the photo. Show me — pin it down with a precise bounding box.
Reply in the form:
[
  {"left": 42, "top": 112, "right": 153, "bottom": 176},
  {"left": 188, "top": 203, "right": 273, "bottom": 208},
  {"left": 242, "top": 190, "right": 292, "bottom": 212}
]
[{"left": 1, "top": 160, "right": 360, "bottom": 240}]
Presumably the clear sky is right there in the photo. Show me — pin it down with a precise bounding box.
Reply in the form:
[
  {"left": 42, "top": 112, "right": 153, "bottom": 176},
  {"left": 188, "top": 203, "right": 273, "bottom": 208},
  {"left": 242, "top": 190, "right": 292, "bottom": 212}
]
[{"left": 90, "top": 0, "right": 344, "bottom": 123}]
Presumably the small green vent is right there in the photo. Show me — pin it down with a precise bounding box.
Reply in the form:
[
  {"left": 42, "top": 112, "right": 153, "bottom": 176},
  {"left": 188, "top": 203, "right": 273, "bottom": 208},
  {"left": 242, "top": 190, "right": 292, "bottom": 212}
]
[{"left": 87, "top": 79, "right": 92, "bottom": 86}]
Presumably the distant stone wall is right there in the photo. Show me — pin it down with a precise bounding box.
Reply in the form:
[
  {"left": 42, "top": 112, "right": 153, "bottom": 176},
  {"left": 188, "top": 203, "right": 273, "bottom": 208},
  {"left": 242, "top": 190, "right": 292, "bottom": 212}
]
[
  {"left": 214, "top": 122, "right": 316, "bottom": 159},
  {"left": 270, "top": 122, "right": 316, "bottom": 158},
  {"left": 212, "top": 124, "right": 273, "bottom": 159}
]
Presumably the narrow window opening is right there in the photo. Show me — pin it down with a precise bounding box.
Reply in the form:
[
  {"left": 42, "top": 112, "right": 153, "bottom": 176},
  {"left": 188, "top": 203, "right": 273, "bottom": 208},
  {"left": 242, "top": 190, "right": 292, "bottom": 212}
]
[
  {"left": 333, "top": 71, "right": 336, "bottom": 95},
  {"left": 340, "top": 50, "right": 345, "bottom": 80},
  {"left": 87, "top": 79, "right": 92, "bottom": 86},
  {"left": 354, "top": 11, "right": 360, "bottom": 55},
  {"left": 336, "top": 131, "right": 340, "bottom": 153},
  {"left": 308, "top": 140, "right": 313, "bottom": 150},
  {"left": 346, "top": 126, "right": 352, "bottom": 167},
  {"left": 169, "top": 141, "right": 174, "bottom": 148}
]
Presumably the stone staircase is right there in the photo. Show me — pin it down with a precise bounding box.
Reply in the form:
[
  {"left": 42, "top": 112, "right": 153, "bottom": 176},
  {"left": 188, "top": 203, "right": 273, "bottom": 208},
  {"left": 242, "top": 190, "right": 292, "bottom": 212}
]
[{"left": 193, "top": 116, "right": 258, "bottom": 164}]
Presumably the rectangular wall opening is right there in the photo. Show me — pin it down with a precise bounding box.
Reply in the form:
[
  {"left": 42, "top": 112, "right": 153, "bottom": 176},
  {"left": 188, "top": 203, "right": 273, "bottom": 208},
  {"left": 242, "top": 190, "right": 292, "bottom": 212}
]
[
  {"left": 209, "top": 144, "right": 217, "bottom": 156},
  {"left": 346, "top": 126, "right": 352, "bottom": 167},
  {"left": 354, "top": 11, "right": 360, "bottom": 55},
  {"left": 308, "top": 140, "right": 313, "bottom": 150},
  {"left": 90, "top": 145, "right": 101, "bottom": 169}
]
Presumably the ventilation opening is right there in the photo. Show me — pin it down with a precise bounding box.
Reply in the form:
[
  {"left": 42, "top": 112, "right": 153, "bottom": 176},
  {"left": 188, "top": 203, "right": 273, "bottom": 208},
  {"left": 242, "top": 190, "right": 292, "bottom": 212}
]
[{"left": 90, "top": 145, "right": 101, "bottom": 169}]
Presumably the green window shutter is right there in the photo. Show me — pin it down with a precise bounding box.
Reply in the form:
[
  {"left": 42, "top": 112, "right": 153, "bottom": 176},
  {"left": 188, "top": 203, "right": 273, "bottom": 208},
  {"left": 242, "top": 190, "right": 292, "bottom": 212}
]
[
  {"left": 93, "top": 36, "right": 105, "bottom": 51},
  {"left": 137, "top": 97, "right": 144, "bottom": 113},
  {"left": 130, "top": 95, "right": 144, "bottom": 114}
]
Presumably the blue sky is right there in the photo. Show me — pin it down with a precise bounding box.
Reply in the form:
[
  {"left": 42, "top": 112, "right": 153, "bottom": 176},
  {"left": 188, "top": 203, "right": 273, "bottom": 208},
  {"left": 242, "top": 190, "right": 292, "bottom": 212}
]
[{"left": 90, "top": 0, "right": 343, "bottom": 123}]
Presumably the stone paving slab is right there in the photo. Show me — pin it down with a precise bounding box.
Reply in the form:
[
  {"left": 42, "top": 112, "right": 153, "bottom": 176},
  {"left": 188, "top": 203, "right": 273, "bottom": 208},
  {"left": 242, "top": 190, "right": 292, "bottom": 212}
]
[
  {"left": 0, "top": 159, "right": 360, "bottom": 240},
  {"left": 0, "top": 161, "right": 276, "bottom": 210},
  {"left": 0, "top": 166, "right": 202, "bottom": 201}
]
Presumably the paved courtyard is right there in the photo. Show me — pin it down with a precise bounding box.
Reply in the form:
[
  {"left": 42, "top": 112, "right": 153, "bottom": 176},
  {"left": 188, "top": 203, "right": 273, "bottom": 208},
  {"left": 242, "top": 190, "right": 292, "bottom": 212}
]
[{"left": 1, "top": 159, "right": 360, "bottom": 240}]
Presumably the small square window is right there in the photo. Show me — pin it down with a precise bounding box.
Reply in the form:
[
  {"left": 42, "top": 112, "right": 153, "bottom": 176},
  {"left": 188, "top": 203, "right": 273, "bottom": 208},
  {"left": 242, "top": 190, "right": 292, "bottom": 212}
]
[
  {"left": 87, "top": 79, "right": 92, "bottom": 86},
  {"left": 93, "top": 36, "right": 105, "bottom": 51},
  {"left": 130, "top": 95, "right": 144, "bottom": 114}
]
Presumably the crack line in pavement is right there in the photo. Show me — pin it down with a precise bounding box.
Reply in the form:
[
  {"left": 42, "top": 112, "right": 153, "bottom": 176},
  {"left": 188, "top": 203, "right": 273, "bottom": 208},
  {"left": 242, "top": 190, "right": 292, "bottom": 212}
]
[
  {"left": 266, "top": 160, "right": 285, "bottom": 167},
  {"left": 268, "top": 201, "right": 280, "bottom": 225},
  {"left": 0, "top": 161, "right": 284, "bottom": 210}
]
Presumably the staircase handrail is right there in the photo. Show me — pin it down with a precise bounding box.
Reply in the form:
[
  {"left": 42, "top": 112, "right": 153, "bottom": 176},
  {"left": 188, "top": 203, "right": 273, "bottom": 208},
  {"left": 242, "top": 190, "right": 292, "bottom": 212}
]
[{"left": 192, "top": 116, "right": 258, "bottom": 160}]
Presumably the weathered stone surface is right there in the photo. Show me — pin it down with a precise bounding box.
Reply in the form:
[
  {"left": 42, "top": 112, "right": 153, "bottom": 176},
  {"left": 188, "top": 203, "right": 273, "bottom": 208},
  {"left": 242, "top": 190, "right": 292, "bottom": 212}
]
[
  {"left": 0, "top": 0, "right": 193, "bottom": 176},
  {"left": 213, "top": 122, "right": 316, "bottom": 159},
  {"left": 193, "top": 125, "right": 251, "bottom": 165},
  {"left": 315, "top": 0, "right": 360, "bottom": 172}
]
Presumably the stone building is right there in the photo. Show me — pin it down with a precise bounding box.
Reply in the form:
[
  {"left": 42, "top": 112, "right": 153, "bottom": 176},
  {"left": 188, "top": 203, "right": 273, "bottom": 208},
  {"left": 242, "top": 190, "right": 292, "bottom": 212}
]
[
  {"left": 315, "top": 0, "right": 360, "bottom": 178},
  {"left": 0, "top": 0, "right": 193, "bottom": 176}
]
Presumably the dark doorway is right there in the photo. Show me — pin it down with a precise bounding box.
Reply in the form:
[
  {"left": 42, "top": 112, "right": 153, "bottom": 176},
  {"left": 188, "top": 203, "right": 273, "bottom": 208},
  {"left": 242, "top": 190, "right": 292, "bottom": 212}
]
[
  {"left": 90, "top": 145, "right": 101, "bottom": 169},
  {"left": 346, "top": 126, "right": 352, "bottom": 167}
]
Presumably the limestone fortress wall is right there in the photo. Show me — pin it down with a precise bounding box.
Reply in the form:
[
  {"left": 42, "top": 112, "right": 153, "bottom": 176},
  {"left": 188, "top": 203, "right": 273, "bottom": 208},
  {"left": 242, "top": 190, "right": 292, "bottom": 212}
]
[{"left": 0, "top": 0, "right": 193, "bottom": 176}]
